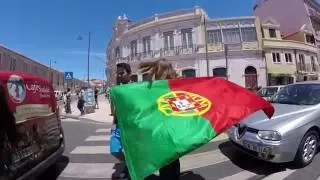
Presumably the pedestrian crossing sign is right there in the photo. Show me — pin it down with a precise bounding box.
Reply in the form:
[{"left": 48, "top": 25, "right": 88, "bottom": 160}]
[{"left": 64, "top": 72, "right": 74, "bottom": 80}]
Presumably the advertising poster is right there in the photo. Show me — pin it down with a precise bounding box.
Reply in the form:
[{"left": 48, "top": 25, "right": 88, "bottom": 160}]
[{"left": 84, "top": 88, "right": 94, "bottom": 106}]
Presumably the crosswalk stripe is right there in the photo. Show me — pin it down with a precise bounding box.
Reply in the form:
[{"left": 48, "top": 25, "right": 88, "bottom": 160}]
[
  {"left": 85, "top": 135, "right": 111, "bottom": 141},
  {"left": 85, "top": 133, "right": 229, "bottom": 143},
  {"left": 181, "top": 148, "right": 230, "bottom": 171},
  {"left": 61, "top": 118, "right": 80, "bottom": 122},
  {"left": 211, "top": 133, "right": 229, "bottom": 142},
  {"left": 262, "top": 169, "right": 296, "bottom": 180},
  {"left": 219, "top": 171, "right": 257, "bottom": 180},
  {"left": 317, "top": 176, "right": 320, "bottom": 180},
  {"left": 96, "top": 128, "right": 111, "bottom": 133},
  {"left": 60, "top": 163, "right": 115, "bottom": 179},
  {"left": 70, "top": 146, "right": 110, "bottom": 154}
]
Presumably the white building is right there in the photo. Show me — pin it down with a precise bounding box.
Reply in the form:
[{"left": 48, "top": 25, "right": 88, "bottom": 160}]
[{"left": 107, "top": 7, "right": 267, "bottom": 88}]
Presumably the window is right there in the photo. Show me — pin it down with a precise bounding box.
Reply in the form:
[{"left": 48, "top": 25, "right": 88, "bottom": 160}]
[
  {"left": 222, "top": 29, "right": 241, "bottom": 44},
  {"left": 261, "top": 28, "right": 265, "bottom": 38},
  {"left": 57, "top": 75, "right": 60, "bottom": 86},
  {"left": 23, "top": 62, "right": 28, "bottom": 72},
  {"left": 115, "top": 47, "right": 120, "bottom": 58},
  {"left": 306, "top": 34, "right": 315, "bottom": 44},
  {"left": 208, "top": 30, "right": 222, "bottom": 44},
  {"left": 163, "top": 31, "right": 174, "bottom": 50},
  {"left": 272, "top": 52, "right": 281, "bottom": 63},
  {"left": 269, "top": 29, "right": 277, "bottom": 38},
  {"left": 298, "top": 54, "right": 305, "bottom": 64},
  {"left": 130, "top": 40, "right": 138, "bottom": 57},
  {"left": 285, "top": 53, "right": 293, "bottom": 63},
  {"left": 33, "top": 66, "right": 38, "bottom": 75},
  {"left": 182, "top": 69, "right": 196, "bottom": 77},
  {"left": 241, "top": 27, "right": 257, "bottom": 42},
  {"left": 212, "top": 67, "right": 227, "bottom": 77},
  {"left": 311, "top": 56, "right": 317, "bottom": 71},
  {"left": 142, "top": 36, "right": 151, "bottom": 53},
  {"left": 10, "top": 58, "right": 16, "bottom": 70},
  {"left": 181, "top": 28, "right": 193, "bottom": 48}
]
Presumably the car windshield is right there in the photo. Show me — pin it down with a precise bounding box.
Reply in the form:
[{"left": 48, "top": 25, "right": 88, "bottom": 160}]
[
  {"left": 257, "top": 87, "right": 279, "bottom": 97},
  {"left": 270, "top": 83, "right": 320, "bottom": 105}
]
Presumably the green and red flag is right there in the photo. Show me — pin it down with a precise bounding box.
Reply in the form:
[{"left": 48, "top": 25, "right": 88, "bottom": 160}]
[{"left": 110, "top": 77, "right": 274, "bottom": 180}]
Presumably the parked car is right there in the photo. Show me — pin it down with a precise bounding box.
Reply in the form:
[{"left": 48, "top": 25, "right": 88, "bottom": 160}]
[
  {"left": 257, "top": 85, "right": 284, "bottom": 101},
  {"left": 0, "top": 71, "right": 65, "bottom": 180},
  {"left": 228, "top": 81, "right": 320, "bottom": 167}
]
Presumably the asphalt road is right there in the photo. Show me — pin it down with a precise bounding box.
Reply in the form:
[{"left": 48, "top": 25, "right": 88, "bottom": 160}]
[{"left": 37, "top": 118, "right": 320, "bottom": 180}]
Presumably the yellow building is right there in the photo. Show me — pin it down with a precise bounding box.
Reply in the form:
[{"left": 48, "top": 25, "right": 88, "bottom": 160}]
[{"left": 261, "top": 18, "right": 320, "bottom": 85}]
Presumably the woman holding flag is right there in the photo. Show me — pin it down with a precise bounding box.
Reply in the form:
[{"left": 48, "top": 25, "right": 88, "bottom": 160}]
[{"left": 139, "top": 58, "right": 181, "bottom": 180}]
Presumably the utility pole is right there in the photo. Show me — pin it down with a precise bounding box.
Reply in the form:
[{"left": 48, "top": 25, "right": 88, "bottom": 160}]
[
  {"left": 87, "top": 31, "right": 91, "bottom": 87},
  {"left": 204, "top": 15, "right": 210, "bottom": 77},
  {"left": 224, "top": 44, "right": 229, "bottom": 80}
]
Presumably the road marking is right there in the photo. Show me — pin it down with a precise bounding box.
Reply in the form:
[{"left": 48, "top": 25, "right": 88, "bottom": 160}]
[
  {"left": 96, "top": 128, "right": 111, "bottom": 133},
  {"left": 60, "top": 163, "right": 115, "bottom": 179},
  {"left": 211, "top": 133, "right": 229, "bottom": 142},
  {"left": 70, "top": 146, "right": 110, "bottom": 154},
  {"left": 317, "top": 176, "right": 320, "bottom": 180},
  {"left": 61, "top": 148, "right": 231, "bottom": 179},
  {"left": 262, "top": 169, "right": 296, "bottom": 180},
  {"left": 61, "top": 118, "right": 80, "bottom": 122},
  {"left": 180, "top": 148, "right": 230, "bottom": 171},
  {"left": 85, "top": 135, "right": 111, "bottom": 141},
  {"left": 219, "top": 171, "right": 257, "bottom": 180}
]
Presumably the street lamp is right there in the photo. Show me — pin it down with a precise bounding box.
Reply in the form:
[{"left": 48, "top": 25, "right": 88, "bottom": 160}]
[{"left": 77, "top": 32, "right": 91, "bottom": 87}]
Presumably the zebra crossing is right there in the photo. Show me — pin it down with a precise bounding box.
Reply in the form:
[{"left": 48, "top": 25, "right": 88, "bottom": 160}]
[{"left": 58, "top": 127, "right": 320, "bottom": 180}]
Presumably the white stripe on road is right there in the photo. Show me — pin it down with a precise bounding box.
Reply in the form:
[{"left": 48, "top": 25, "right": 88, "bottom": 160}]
[
  {"left": 60, "top": 163, "right": 115, "bottom": 179},
  {"left": 96, "top": 128, "right": 111, "bottom": 133},
  {"left": 70, "top": 146, "right": 110, "bottom": 154},
  {"left": 210, "top": 133, "right": 229, "bottom": 143},
  {"left": 61, "top": 118, "right": 80, "bottom": 122},
  {"left": 219, "top": 171, "right": 257, "bottom": 180},
  {"left": 180, "top": 148, "right": 230, "bottom": 171},
  {"left": 85, "top": 135, "right": 111, "bottom": 141},
  {"left": 61, "top": 148, "right": 231, "bottom": 179},
  {"left": 317, "top": 176, "right": 320, "bottom": 180},
  {"left": 262, "top": 169, "right": 296, "bottom": 180}
]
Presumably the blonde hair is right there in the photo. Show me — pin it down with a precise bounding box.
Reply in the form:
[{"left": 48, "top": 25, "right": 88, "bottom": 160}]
[{"left": 139, "top": 58, "right": 178, "bottom": 80}]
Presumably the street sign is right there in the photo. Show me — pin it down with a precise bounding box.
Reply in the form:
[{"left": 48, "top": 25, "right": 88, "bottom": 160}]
[{"left": 64, "top": 72, "right": 74, "bottom": 80}]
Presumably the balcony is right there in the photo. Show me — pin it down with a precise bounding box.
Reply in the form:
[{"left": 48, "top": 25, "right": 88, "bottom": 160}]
[
  {"left": 297, "top": 63, "right": 320, "bottom": 73},
  {"left": 116, "top": 44, "right": 199, "bottom": 63}
]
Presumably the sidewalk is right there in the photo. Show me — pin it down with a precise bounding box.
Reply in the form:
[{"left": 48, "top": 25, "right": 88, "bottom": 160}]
[{"left": 60, "top": 96, "right": 113, "bottom": 124}]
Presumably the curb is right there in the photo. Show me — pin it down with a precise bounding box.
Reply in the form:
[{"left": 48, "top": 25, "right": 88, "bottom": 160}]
[{"left": 60, "top": 114, "right": 112, "bottom": 125}]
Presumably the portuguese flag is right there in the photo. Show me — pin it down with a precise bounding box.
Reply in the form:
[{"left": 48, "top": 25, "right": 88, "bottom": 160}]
[{"left": 110, "top": 77, "right": 274, "bottom": 180}]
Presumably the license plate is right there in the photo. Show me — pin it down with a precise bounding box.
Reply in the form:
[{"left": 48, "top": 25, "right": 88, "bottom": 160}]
[{"left": 243, "top": 141, "right": 260, "bottom": 152}]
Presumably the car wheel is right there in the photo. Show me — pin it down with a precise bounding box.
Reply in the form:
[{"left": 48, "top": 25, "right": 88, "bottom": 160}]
[{"left": 293, "top": 130, "right": 319, "bottom": 168}]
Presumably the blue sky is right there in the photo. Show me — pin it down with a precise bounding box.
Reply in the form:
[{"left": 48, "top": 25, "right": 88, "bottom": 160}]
[{"left": 0, "top": 0, "right": 255, "bottom": 80}]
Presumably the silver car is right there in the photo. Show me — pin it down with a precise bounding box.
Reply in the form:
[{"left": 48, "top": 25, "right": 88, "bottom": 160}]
[{"left": 228, "top": 81, "right": 320, "bottom": 167}]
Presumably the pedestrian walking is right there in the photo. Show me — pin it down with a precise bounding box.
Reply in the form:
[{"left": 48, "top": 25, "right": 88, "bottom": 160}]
[
  {"left": 94, "top": 87, "right": 99, "bottom": 109},
  {"left": 77, "top": 88, "right": 85, "bottom": 115},
  {"left": 110, "top": 63, "right": 132, "bottom": 180},
  {"left": 65, "top": 88, "right": 72, "bottom": 114},
  {"left": 139, "top": 58, "right": 181, "bottom": 180}
]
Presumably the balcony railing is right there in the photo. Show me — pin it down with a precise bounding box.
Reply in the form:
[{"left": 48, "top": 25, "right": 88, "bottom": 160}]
[
  {"left": 116, "top": 44, "right": 199, "bottom": 63},
  {"left": 297, "top": 63, "right": 320, "bottom": 72}
]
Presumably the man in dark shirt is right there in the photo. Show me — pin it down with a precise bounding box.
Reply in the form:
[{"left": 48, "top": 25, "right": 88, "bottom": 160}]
[
  {"left": 110, "top": 63, "right": 132, "bottom": 180},
  {"left": 94, "top": 88, "right": 99, "bottom": 109}
]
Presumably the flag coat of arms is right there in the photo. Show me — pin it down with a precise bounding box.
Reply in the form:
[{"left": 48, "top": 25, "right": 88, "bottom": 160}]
[{"left": 110, "top": 77, "right": 274, "bottom": 180}]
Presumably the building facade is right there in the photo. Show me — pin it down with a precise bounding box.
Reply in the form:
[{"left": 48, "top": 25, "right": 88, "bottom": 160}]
[
  {"left": 0, "top": 45, "right": 85, "bottom": 90},
  {"left": 261, "top": 18, "right": 320, "bottom": 85},
  {"left": 254, "top": 0, "right": 320, "bottom": 47},
  {"left": 107, "top": 7, "right": 267, "bottom": 89}
]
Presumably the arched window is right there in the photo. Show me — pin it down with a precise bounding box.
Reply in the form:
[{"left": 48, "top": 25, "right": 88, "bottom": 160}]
[
  {"left": 244, "top": 66, "right": 258, "bottom": 89},
  {"left": 182, "top": 69, "right": 196, "bottom": 77}
]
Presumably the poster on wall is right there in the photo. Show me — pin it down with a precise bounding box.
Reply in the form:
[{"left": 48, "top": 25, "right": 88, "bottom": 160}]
[{"left": 84, "top": 88, "right": 94, "bottom": 106}]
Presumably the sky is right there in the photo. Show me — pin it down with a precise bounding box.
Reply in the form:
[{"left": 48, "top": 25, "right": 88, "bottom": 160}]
[{"left": 0, "top": 0, "right": 256, "bottom": 80}]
